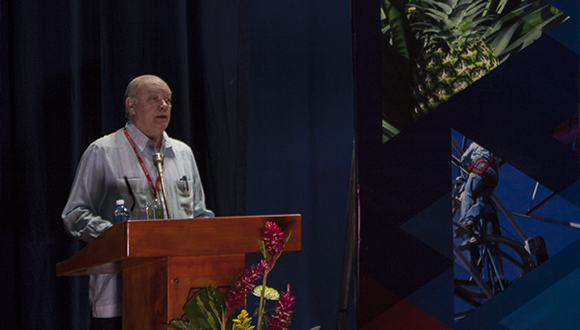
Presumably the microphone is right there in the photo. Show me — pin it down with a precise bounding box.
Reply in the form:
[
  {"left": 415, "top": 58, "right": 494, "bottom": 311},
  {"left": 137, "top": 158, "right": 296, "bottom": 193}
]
[
  {"left": 153, "top": 153, "right": 171, "bottom": 219},
  {"left": 152, "top": 153, "right": 163, "bottom": 170}
]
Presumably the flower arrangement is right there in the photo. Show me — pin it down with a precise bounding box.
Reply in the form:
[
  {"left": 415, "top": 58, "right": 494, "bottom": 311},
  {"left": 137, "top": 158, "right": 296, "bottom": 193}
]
[{"left": 167, "top": 221, "right": 319, "bottom": 330}]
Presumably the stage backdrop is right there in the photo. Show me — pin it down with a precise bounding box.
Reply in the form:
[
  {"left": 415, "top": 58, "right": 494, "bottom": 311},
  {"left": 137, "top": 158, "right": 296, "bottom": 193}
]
[
  {"left": 0, "top": 0, "right": 354, "bottom": 329},
  {"left": 355, "top": 0, "right": 580, "bottom": 329}
]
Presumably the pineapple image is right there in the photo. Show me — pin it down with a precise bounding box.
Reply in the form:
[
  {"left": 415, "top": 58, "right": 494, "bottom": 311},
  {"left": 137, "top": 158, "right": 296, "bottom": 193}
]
[
  {"left": 381, "top": 0, "right": 568, "bottom": 141},
  {"left": 410, "top": 0, "right": 500, "bottom": 118}
]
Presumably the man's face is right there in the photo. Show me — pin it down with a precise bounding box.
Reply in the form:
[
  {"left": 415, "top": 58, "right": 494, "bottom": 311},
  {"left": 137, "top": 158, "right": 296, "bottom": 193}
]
[{"left": 127, "top": 76, "right": 172, "bottom": 140}]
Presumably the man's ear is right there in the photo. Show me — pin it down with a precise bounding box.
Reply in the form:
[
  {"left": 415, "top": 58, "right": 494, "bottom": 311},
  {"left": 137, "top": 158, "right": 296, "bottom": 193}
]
[{"left": 125, "top": 97, "right": 135, "bottom": 114}]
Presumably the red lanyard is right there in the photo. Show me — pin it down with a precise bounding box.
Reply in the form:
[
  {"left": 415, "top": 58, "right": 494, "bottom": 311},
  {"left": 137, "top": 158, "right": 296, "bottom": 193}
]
[{"left": 124, "top": 127, "right": 162, "bottom": 198}]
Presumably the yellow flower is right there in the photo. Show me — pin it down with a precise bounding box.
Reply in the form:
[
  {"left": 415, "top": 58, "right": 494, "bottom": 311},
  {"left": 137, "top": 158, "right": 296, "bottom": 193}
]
[{"left": 233, "top": 309, "right": 254, "bottom": 330}]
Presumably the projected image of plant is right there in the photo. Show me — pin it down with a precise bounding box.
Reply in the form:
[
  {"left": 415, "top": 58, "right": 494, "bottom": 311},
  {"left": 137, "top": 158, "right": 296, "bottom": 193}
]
[{"left": 381, "top": 0, "right": 568, "bottom": 142}]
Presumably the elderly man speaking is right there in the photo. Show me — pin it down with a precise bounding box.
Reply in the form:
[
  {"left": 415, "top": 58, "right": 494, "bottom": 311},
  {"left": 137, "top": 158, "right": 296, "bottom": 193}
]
[{"left": 62, "top": 75, "right": 214, "bottom": 330}]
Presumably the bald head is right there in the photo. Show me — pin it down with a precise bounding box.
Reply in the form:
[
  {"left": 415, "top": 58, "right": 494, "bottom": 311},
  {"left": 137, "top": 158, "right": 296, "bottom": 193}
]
[{"left": 124, "top": 75, "right": 170, "bottom": 118}]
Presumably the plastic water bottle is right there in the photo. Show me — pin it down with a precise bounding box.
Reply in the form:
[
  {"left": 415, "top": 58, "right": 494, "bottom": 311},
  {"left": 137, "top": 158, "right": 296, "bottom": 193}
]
[{"left": 113, "top": 199, "right": 130, "bottom": 223}]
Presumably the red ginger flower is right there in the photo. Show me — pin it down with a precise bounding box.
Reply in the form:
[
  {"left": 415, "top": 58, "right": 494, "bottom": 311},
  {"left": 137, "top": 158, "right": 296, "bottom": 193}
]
[
  {"left": 263, "top": 221, "right": 286, "bottom": 269},
  {"left": 268, "top": 284, "right": 295, "bottom": 330},
  {"left": 225, "top": 260, "right": 267, "bottom": 315}
]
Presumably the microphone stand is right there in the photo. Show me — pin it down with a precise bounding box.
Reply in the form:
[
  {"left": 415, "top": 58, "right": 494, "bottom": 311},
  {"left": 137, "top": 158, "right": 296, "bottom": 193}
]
[{"left": 153, "top": 153, "right": 171, "bottom": 219}]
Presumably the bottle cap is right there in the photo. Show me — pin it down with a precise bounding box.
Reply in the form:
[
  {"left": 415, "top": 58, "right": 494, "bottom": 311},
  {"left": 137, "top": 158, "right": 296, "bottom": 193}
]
[{"left": 116, "top": 199, "right": 125, "bottom": 206}]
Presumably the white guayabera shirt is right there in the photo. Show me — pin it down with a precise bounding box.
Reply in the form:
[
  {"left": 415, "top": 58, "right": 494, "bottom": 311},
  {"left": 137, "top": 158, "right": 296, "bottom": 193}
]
[{"left": 62, "top": 121, "right": 214, "bottom": 318}]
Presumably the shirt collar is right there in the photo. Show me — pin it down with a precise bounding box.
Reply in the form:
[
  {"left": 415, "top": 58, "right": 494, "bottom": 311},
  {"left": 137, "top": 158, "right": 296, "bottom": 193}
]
[{"left": 125, "top": 122, "right": 174, "bottom": 155}]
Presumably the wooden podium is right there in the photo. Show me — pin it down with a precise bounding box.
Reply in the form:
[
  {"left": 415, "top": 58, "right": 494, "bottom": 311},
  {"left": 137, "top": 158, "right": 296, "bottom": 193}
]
[{"left": 56, "top": 214, "right": 301, "bottom": 329}]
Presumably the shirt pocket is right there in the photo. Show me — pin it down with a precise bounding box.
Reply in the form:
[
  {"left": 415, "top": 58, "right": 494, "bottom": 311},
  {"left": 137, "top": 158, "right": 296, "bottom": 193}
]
[{"left": 175, "top": 177, "right": 193, "bottom": 217}]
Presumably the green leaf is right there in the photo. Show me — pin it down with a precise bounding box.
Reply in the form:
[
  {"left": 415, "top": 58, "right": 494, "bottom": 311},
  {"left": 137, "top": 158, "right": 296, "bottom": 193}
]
[
  {"left": 225, "top": 308, "right": 241, "bottom": 330},
  {"left": 487, "top": 20, "right": 519, "bottom": 56},
  {"left": 181, "top": 287, "right": 226, "bottom": 330},
  {"left": 166, "top": 319, "right": 197, "bottom": 330},
  {"left": 258, "top": 240, "right": 268, "bottom": 260},
  {"left": 283, "top": 232, "right": 291, "bottom": 247},
  {"left": 165, "top": 320, "right": 188, "bottom": 330},
  {"left": 381, "top": 0, "right": 412, "bottom": 60},
  {"left": 485, "top": 0, "right": 568, "bottom": 63},
  {"left": 485, "top": 0, "right": 508, "bottom": 16},
  {"left": 425, "top": 9, "right": 448, "bottom": 22}
]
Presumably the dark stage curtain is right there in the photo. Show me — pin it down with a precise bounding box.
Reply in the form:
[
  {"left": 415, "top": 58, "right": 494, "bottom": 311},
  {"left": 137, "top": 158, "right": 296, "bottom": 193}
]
[{"left": 0, "top": 0, "right": 248, "bottom": 328}]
